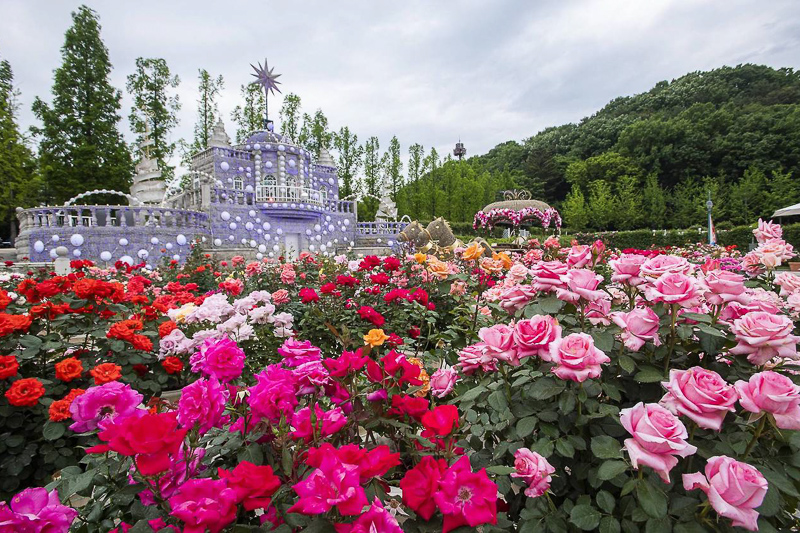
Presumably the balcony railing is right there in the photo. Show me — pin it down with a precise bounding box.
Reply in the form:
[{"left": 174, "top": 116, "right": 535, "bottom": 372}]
[
  {"left": 17, "top": 205, "right": 210, "bottom": 231},
  {"left": 356, "top": 221, "right": 407, "bottom": 236},
  {"left": 256, "top": 185, "right": 327, "bottom": 206}
]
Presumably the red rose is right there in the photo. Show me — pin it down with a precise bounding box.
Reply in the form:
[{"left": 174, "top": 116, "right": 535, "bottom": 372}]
[
  {"left": 99, "top": 411, "right": 187, "bottom": 475},
  {"left": 421, "top": 404, "right": 460, "bottom": 437},
  {"left": 55, "top": 357, "right": 83, "bottom": 382},
  {"left": 161, "top": 357, "right": 184, "bottom": 375},
  {"left": 382, "top": 256, "right": 401, "bottom": 271},
  {"left": 0, "top": 355, "right": 19, "bottom": 380},
  {"left": 408, "top": 326, "right": 421, "bottom": 339},
  {"left": 299, "top": 288, "right": 320, "bottom": 304},
  {"left": 218, "top": 461, "right": 281, "bottom": 511},
  {"left": 90, "top": 363, "right": 122, "bottom": 385},
  {"left": 5, "top": 378, "right": 45, "bottom": 406},
  {"left": 49, "top": 390, "right": 85, "bottom": 422},
  {"left": 0, "top": 313, "right": 33, "bottom": 337},
  {"left": 388, "top": 394, "right": 429, "bottom": 422},
  {"left": 158, "top": 321, "right": 178, "bottom": 338},
  {"left": 399, "top": 455, "right": 448, "bottom": 520}
]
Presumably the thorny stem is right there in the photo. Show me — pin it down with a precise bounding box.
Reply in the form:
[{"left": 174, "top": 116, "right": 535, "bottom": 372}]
[
  {"left": 742, "top": 415, "right": 768, "bottom": 460},
  {"left": 664, "top": 304, "right": 678, "bottom": 373}
]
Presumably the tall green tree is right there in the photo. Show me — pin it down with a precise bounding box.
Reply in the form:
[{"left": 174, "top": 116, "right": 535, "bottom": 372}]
[
  {"left": 360, "top": 136, "right": 382, "bottom": 221},
  {"left": 408, "top": 143, "right": 424, "bottom": 183},
  {"left": 641, "top": 174, "right": 667, "bottom": 229},
  {"left": 614, "top": 176, "right": 642, "bottom": 230},
  {"left": 562, "top": 184, "right": 588, "bottom": 231},
  {"left": 279, "top": 93, "right": 301, "bottom": 143},
  {"left": 423, "top": 147, "right": 440, "bottom": 174},
  {"left": 0, "top": 55, "right": 38, "bottom": 240},
  {"left": 332, "top": 126, "right": 362, "bottom": 198},
  {"left": 31, "top": 6, "right": 132, "bottom": 204},
  {"left": 386, "top": 136, "right": 403, "bottom": 200},
  {"left": 190, "top": 69, "right": 223, "bottom": 153},
  {"left": 126, "top": 57, "right": 180, "bottom": 183},
  {"left": 299, "top": 109, "right": 331, "bottom": 156},
  {"left": 231, "top": 83, "right": 265, "bottom": 143},
  {"left": 587, "top": 180, "right": 615, "bottom": 230}
]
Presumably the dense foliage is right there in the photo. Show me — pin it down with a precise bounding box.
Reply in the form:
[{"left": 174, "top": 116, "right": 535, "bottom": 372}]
[{"left": 0, "top": 219, "right": 799, "bottom": 532}]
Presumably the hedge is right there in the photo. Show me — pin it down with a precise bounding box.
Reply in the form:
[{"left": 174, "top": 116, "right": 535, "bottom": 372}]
[{"left": 569, "top": 223, "right": 800, "bottom": 252}]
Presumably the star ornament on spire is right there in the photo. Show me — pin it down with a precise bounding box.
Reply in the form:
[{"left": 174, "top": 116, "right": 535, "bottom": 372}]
[{"left": 250, "top": 59, "right": 282, "bottom": 96}]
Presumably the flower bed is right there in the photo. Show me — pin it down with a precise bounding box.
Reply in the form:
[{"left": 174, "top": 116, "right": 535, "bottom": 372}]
[
  {"left": 473, "top": 206, "right": 562, "bottom": 231},
  {"left": 0, "top": 221, "right": 798, "bottom": 532}
]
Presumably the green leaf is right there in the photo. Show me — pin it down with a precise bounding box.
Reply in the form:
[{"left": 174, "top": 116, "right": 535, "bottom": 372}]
[
  {"left": 597, "top": 460, "right": 629, "bottom": 480},
  {"left": 592, "top": 329, "right": 615, "bottom": 352},
  {"left": 636, "top": 479, "right": 668, "bottom": 519},
  {"left": 42, "top": 422, "right": 66, "bottom": 441},
  {"left": 591, "top": 436, "right": 623, "bottom": 459},
  {"left": 645, "top": 518, "right": 671, "bottom": 533},
  {"left": 556, "top": 439, "right": 575, "bottom": 458},
  {"left": 460, "top": 385, "right": 487, "bottom": 402},
  {"left": 681, "top": 312, "right": 711, "bottom": 323},
  {"left": 618, "top": 355, "right": 636, "bottom": 374},
  {"left": 516, "top": 416, "right": 537, "bottom": 438},
  {"left": 570, "top": 505, "right": 602, "bottom": 531},
  {"left": 527, "top": 378, "right": 565, "bottom": 400},
  {"left": 760, "top": 466, "right": 800, "bottom": 498},
  {"left": 485, "top": 465, "right": 516, "bottom": 475},
  {"left": 596, "top": 490, "right": 615, "bottom": 513},
  {"left": 599, "top": 516, "right": 621, "bottom": 533},
  {"left": 634, "top": 366, "right": 665, "bottom": 383},
  {"left": 487, "top": 390, "right": 509, "bottom": 412},
  {"left": 539, "top": 296, "right": 563, "bottom": 314},
  {"left": 674, "top": 523, "right": 708, "bottom": 533}
]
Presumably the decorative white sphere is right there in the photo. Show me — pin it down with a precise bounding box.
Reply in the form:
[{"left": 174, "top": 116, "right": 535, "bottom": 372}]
[
  {"left": 229, "top": 235, "right": 235, "bottom": 241},
  {"left": 377, "top": 238, "right": 382, "bottom": 243},
  {"left": 315, "top": 235, "right": 321, "bottom": 242},
  {"left": 387, "top": 240, "right": 394, "bottom": 246},
  {"left": 137, "top": 249, "right": 149, "bottom": 259},
  {"left": 235, "top": 216, "right": 241, "bottom": 222},
  {"left": 226, "top": 178, "right": 233, "bottom": 184},
  {"left": 320, "top": 244, "right": 327, "bottom": 251},
  {"left": 269, "top": 252, "right": 274, "bottom": 258},
  {"left": 350, "top": 241, "right": 355, "bottom": 247},
  {"left": 220, "top": 162, "right": 230, "bottom": 171},
  {"left": 51, "top": 235, "right": 60, "bottom": 242},
  {"left": 276, "top": 228, "right": 283, "bottom": 235},
  {"left": 245, "top": 222, "right": 254, "bottom": 230},
  {"left": 325, "top": 216, "right": 331, "bottom": 222},
  {"left": 314, "top": 224, "right": 321, "bottom": 232},
  {"left": 288, "top": 159, "right": 296, "bottom": 168},
  {"left": 241, "top": 238, "right": 247, "bottom": 245},
  {"left": 328, "top": 224, "right": 334, "bottom": 232},
  {"left": 176, "top": 234, "right": 187, "bottom": 246},
  {"left": 344, "top": 219, "right": 350, "bottom": 226},
  {"left": 326, "top": 241, "right": 332, "bottom": 247},
  {"left": 272, "top": 244, "right": 280, "bottom": 252},
  {"left": 328, "top": 178, "right": 334, "bottom": 185},
  {"left": 258, "top": 244, "right": 267, "bottom": 253},
  {"left": 214, "top": 238, "right": 222, "bottom": 246},
  {"left": 150, "top": 237, "right": 159, "bottom": 245},
  {"left": 256, "top": 253, "right": 263, "bottom": 260},
  {"left": 100, "top": 251, "right": 112, "bottom": 261},
  {"left": 120, "top": 255, "right": 134, "bottom": 265},
  {"left": 249, "top": 210, "right": 256, "bottom": 217},
  {"left": 249, "top": 240, "right": 257, "bottom": 248},
  {"left": 254, "top": 144, "right": 261, "bottom": 150},
  {"left": 221, "top": 211, "right": 231, "bottom": 221},
  {"left": 262, "top": 222, "right": 271, "bottom": 230},
  {"left": 33, "top": 241, "right": 44, "bottom": 253},
  {"left": 305, "top": 229, "right": 312, "bottom": 235},
  {"left": 245, "top": 185, "right": 254, "bottom": 193},
  {"left": 229, "top": 222, "right": 237, "bottom": 230},
  {"left": 49, "top": 249, "right": 58, "bottom": 259},
  {"left": 70, "top": 234, "right": 84, "bottom": 246},
  {"left": 265, "top": 161, "right": 273, "bottom": 168},
  {"left": 309, "top": 244, "right": 316, "bottom": 251},
  {"left": 264, "top": 234, "right": 271, "bottom": 241},
  {"left": 119, "top": 238, "right": 128, "bottom": 246}
]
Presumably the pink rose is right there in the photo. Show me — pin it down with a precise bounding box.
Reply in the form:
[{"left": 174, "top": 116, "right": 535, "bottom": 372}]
[
  {"left": 498, "top": 284, "right": 537, "bottom": 314},
  {"left": 788, "top": 293, "right": 800, "bottom": 314},
  {"left": 683, "top": 456, "right": 767, "bottom": 531},
  {"left": 272, "top": 289, "right": 290, "bottom": 305},
  {"left": 585, "top": 298, "right": 611, "bottom": 326},
  {"left": 729, "top": 311, "right": 800, "bottom": 365},
  {"left": 513, "top": 315, "right": 562, "bottom": 359},
  {"left": 610, "top": 307, "right": 661, "bottom": 352},
  {"left": 479, "top": 324, "right": 519, "bottom": 366},
  {"left": 757, "top": 238, "right": 795, "bottom": 262},
  {"left": 457, "top": 343, "right": 497, "bottom": 375},
  {"left": 644, "top": 273, "right": 699, "bottom": 307},
  {"left": 775, "top": 272, "right": 800, "bottom": 297},
  {"left": 566, "top": 245, "right": 592, "bottom": 268},
  {"left": 640, "top": 255, "right": 693, "bottom": 279},
  {"left": 753, "top": 218, "right": 782, "bottom": 243},
  {"left": 702, "top": 270, "right": 750, "bottom": 306},
  {"left": 609, "top": 254, "right": 646, "bottom": 286},
  {"left": 510, "top": 448, "right": 555, "bottom": 498},
  {"left": 531, "top": 261, "right": 568, "bottom": 293},
  {"left": 507, "top": 263, "right": 530, "bottom": 282},
  {"left": 547, "top": 333, "right": 610, "bottom": 382},
  {"left": 555, "top": 269, "right": 605, "bottom": 304},
  {"left": 660, "top": 368, "right": 737, "bottom": 431},
  {"left": 620, "top": 402, "right": 697, "bottom": 483},
  {"left": 741, "top": 252, "right": 765, "bottom": 277},
  {"left": 735, "top": 371, "right": 800, "bottom": 430},
  {"left": 430, "top": 367, "right": 458, "bottom": 398}
]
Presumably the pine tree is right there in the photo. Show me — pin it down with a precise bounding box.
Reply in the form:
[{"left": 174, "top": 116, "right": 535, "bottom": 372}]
[
  {"left": 563, "top": 184, "right": 588, "bottom": 232},
  {"left": 641, "top": 174, "right": 667, "bottom": 229},
  {"left": 386, "top": 136, "right": 403, "bottom": 200},
  {"left": 615, "top": 176, "right": 642, "bottom": 230},
  {"left": 190, "top": 69, "right": 223, "bottom": 153},
  {"left": 279, "top": 93, "right": 301, "bottom": 143},
  {"left": 332, "top": 126, "right": 362, "bottom": 198},
  {"left": 0, "top": 55, "right": 38, "bottom": 240},
  {"left": 31, "top": 6, "right": 132, "bottom": 204},
  {"left": 231, "top": 83, "right": 265, "bottom": 144},
  {"left": 126, "top": 57, "right": 180, "bottom": 183},
  {"left": 767, "top": 169, "right": 800, "bottom": 215}
]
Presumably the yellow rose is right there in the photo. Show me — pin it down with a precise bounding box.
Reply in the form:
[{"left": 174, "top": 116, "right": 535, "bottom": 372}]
[
  {"left": 363, "top": 328, "right": 389, "bottom": 347},
  {"left": 414, "top": 253, "right": 428, "bottom": 264},
  {"left": 462, "top": 242, "right": 484, "bottom": 261},
  {"left": 407, "top": 357, "right": 431, "bottom": 397},
  {"left": 172, "top": 302, "right": 195, "bottom": 324}
]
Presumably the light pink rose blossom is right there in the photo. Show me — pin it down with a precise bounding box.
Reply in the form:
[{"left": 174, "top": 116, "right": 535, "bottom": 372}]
[
  {"left": 585, "top": 298, "right": 611, "bottom": 326},
  {"left": 610, "top": 307, "right": 661, "bottom": 351},
  {"left": 620, "top": 402, "right": 697, "bottom": 483},
  {"left": 566, "top": 245, "right": 592, "bottom": 268},
  {"left": 609, "top": 254, "right": 647, "bottom": 286},
  {"left": 753, "top": 218, "right": 782, "bottom": 244},
  {"left": 430, "top": 367, "right": 458, "bottom": 398},
  {"left": 531, "top": 261, "right": 568, "bottom": 293},
  {"left": 555, "top": 269, "right": 605, "bottom": 304},
  {"left": 683, "top": 456, "right": 767, "bottom": 531},
  {"left": 640, "top": 255, "right": 693, "bottom": 279},
  {"left": 478, "top": 324, "right": 519, "bottom": 366},
  {"left": 457, "top": 343, "right": 497, "bottom": 375},
  {"left": 734, "top": 371, "right": 800, "bottom": 430},
  {"left": 513, "top": 315, "right": 562, "bottom": 359},
  {"left": 510, "top": 448, "right": 555, "bottom": 498},
  {"left": 644, "top": 273, "right": 699, "bottom": 307},
  {"left": 775, "top": 271, "right": 800, "bottom": 297},
  {"left": 660, "top": 367, "right": 737, "bottom": 431},
  {"left": 729, "top": 311, "right": 800, "bottom": 365},
  {"left": 702, "top": 270, "right": 750, "bottom": 306},
  {"left": 547, "top": 333, "right": 610, "bottom": 382}
]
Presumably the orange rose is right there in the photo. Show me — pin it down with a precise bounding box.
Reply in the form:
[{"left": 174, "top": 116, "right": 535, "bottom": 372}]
[
  {"left": 407, "top": 357, "right": 431, "bottom": 397},
  {"left": 427, "top": 259, "right": 450, "bottom": 280},
  {"left": 462, "top": 242, "right": 484, "bottom": 261},
  {"left": 48, "top": 388, "right": 85, "bottom": 422},
  {"left": 414, "top": 253, "right": 427, "bottom": 264},
  {"left": 363, "top": 328, "right": 389, "bottom": 347},
  {"left": 55, "top": 357, "right": 83, "bottom": 382},
  {"left": 159, "top": 320, "right": 178, "bottom": 338},
  {"left": 493, "top": 252, "right": 512, "bottom": 269},
  {"left": 161, "top": 356, "right": 184, "bottom": 375},
  {"left": 90, "top": 363, "right": 122, "bottom": 385},
  {"left": 5, "top": 378, "right": 45, "bottom": 406},
  {"left": 480, "top": 257, "right": 504, "bottom": 275}
]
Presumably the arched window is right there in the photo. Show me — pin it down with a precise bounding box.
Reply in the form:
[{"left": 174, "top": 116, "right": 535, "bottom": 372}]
[{"left": 233, "top": 176, "right": 244, "bottom": 190}]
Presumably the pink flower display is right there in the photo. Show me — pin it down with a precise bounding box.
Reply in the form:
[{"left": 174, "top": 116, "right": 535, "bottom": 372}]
[
  {"left": 69, "top": 381, "right": 143, "bottom": 433},
  {"left": 291, "top": 405, "right": 348, "bottom": 443},
  {"left": 702, "top": 270, "right": 750, "bottom": 306},
  {"left": 775, "top": 271, "right": 800, "bottom": 297},
  {"left": 288, "top": 454, "right": 368, "bottom": 516},
  {"left": 277, "top": 337, "right": 321, "bottom": 366},
  {"left": 457, "top": 343, "right": 497, "bottom": 375},
  {"left": 609, "top": 254, "right": 647, "bottom": 286},
  {"left": 513, "top": 315, "right": 562, "bottom": 359},
  {"left": 511, "top": 448, "right": 555, "bottom": 498},
  {"left": 399, "top": 456, "right": 448, "bottom": 520},
  {"left": 640, "top": 255, "right": 693, "bottom": 279},
  {"left": 478, "top": 323, "right": 519, "bottom": 366},
  {"left": 191, "top": 337, "right": 245, "bottom": 382},
  {"left": 0, "top": 487, "right": 77, "bottom": 533},
  {"left": 735, "top": 371, "right": 800, "bottom": 430},
  {"left": 753, "top": 218, "right": 782, "bottom": 243},
  {"left": 556, "top": 268, "right": 605, "bottom": 304},
  {"left": 683, "top": 456, "right": 767, "bottom": 531},
  {"left": 620, "top": 402, "right": 697, "bottom": 483},
  {"left": 177, "top": 377, "right": 228, "bottom": 434},
  {"left": 566, "top": 245, "right": 592, "bottom": 268},
  {"left": 473, "top": 206, "right": 561, "bottom": 230},
  {"left": 660, "top": 368, "right": 737, "bottom": 431},
  {"left": 547, "top": 333, "right": 610, "bottom": 382},
  {"left": 433, "top": 455, "right": 498, "bottom": 533},
  {"left": 645, "top": 272, "right": 699, "bottom": 307},
  {"left": 217, "top": 461, "right": 281, "bottom": 511},
  {"left": 585, "top": 298, "right": 611, "bottom": 326},
  {"left": 430, "top": 366, "right": 458, "bottom": 398},
  {"left": 610, "top": 307, "right": 661, "bottom": 351},
  {"left": 169, "top": 478, "right": 238, "bottom": 533},
  {"left": 531, "top": 260, "right": 569, "bottom": 293},
  {"left": 324, "top": 349, "right": 368, "bottom": 377},
  {"left": 729, "top": 311, "right": 800, "bottom": 365},
  {"left": 335, "top": 498, "right": 403, "bottom": 533},
  {"left": 99, "top": 411, "right": 188, "bottom": 476}
]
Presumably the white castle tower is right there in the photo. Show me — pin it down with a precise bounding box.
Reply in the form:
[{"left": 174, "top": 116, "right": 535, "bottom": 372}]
[{"left": 130, "top": 122, "right": 166, "bottom": 205}]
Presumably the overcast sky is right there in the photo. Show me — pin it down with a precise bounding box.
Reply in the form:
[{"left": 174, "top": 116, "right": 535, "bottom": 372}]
[{"left": 2, "top": 0, "right": 800, "bottom": 171}]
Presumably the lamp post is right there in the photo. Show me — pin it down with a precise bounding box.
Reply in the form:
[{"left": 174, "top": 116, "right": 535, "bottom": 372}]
[{"left": 706, "top": 191, "right": 715, "bottom": 245}]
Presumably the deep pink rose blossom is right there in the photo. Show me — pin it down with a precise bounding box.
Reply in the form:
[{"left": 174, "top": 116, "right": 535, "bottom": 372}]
[
  {"left": 169, "top": 478, "right": 238, "bottom": 533},
  {"left": 511, "top": 448, "right": 555, "bottom": 498},
  {"left": 556, "top": 268, "right": 605, "bottom": 304},
  {"left": 547, "top": 333, "right": 610, "bottom": 382},
  {"left": 433, "top": 455, "right": 498, "bottom": 533},
  {"left": 609, "top": 254, "right": 646, "bottom": 286},
  {"left": 610, "top": 307, "right": 661, "bottom": 351},
  {"left": 478, "top": 323, "right": 519, "bottom": 366},
  {"left": 430, "top": 367, "right": 458, "bottom": 398},
  {"left": 645, "top": 272, "right": 699, "bottom": 307},
  {"left": 735, "top": 371, "right": 800, "bottom": 430},
  {"left": 513, "top": 315, "right": 562, "bottom": 359}
]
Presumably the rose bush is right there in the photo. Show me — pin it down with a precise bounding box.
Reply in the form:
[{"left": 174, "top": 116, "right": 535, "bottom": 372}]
[{"left": 0, "top": 222, "right": 797, "bottom": 532}]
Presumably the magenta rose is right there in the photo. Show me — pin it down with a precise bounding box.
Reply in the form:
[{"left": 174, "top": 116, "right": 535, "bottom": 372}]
[
  {"left": 169, "top": 478, "right": 238, "bottom": 533},
  {"left": 430, "top": 367, "right": 458, "bottom": 398},
  {"left": 177, "top": 378, "right": 228, "bottom": 434},
  {"left": 510, "top": 448, "right": 555, "bottom": 498},
  {"left": 660, "top": 368, "right": 737, "bottom": 431},
  {"left": 729, "top": 311, "right": 800, "bottom": 365},
  {"left": 566, "top": 245, "right": 592, "bottom": 268},
  {"left": 479, "top": 323, "right": 519, "bottom": 366},
  {"left": 620, "top": 402, "right": 696, "bottom": 483},
  {"left": 735, "top": 371, "right": 800, "bottom": 430},
  {"left": 610, "top": 307, "right": 661, "bottom": 352},
  {"left": 555, "top": 268, "right": 605, "bottom": 304},
  {"left": 645, "top": 272, "right": 699, "bottom": 307},
  {"left": 531, "top": 261, "right": 568, "bottom": 293},
  {"left": 69, "top": 381, "right": 143, "bottom": 433},
  {"left": 277, "top": 338, "right": 322, "bottom": 366},
  {"left": 547, "top": 333, "right": 610, "bottom": 382},
  {"left": 683, "top": 456, "right": 767, "bottom": 531},
  {"left": 640, "top": 255, "right": 693, "bottom": 279},
  {"left": 609, "top": 254, "right": 646, "bottom": 286},
  {"left": 0, "top": 487, "right": 78, "bottom": 533},
  {"left": 513, "top": 315, "right": 562, "bottom": 359},
  {"left": 702, "top": 270, "right": 750, "bottom": 306}
]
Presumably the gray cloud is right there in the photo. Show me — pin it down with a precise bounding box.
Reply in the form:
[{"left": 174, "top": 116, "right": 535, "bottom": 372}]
[{"left": 2, "top": 0, "right": 799, "bottom": 174}]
